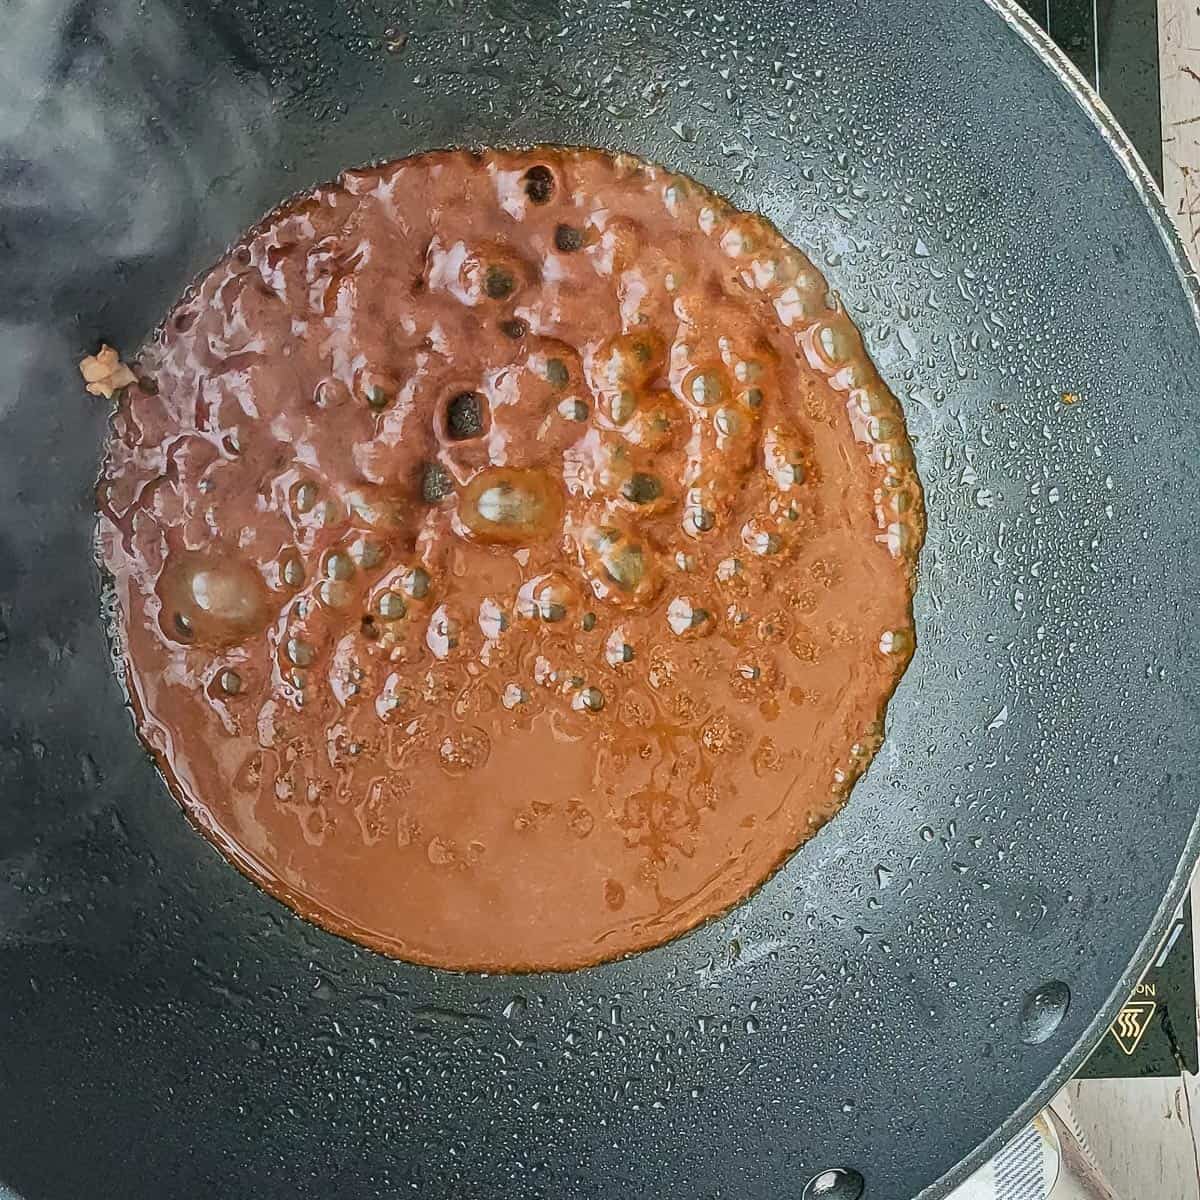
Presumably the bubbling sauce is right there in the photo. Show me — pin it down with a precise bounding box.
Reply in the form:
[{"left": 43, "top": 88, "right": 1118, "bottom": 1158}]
[{"left": 98, "top": 147, "right": 924, "bottom": 971}]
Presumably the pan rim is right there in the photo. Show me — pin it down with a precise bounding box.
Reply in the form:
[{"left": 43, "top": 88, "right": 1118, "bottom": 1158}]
[{"left": 922, "top": 3, "right": 1200, "bottom": 1196}]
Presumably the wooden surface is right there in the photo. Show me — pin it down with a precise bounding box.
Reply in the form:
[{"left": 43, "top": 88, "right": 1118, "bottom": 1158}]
[
  {"left": 1066, "top": 1053, "right": 1200, "bottom": 1199},
  {"left": 1162, "top": 0, "right": 1200, "bottom": 268}
]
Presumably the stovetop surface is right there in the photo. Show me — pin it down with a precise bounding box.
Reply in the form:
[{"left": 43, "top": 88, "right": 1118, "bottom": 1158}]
[{"left": 1019, "top": 0, "right": 1162, "bottom": 184}]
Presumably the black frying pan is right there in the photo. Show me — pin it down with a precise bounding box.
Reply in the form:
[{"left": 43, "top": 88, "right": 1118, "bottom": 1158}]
[{"left": 2, "top": 1, "right": 1198, "bottom": 1197}]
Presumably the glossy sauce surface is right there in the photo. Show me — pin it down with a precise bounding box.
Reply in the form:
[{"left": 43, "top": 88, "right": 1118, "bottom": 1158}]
[{"left": 98, "top": 147, "right": 924, "bottom": 971}]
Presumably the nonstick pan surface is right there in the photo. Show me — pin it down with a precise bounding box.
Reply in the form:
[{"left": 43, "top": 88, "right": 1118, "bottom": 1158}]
[{"left": 1, "top": 1, "right": 1199, "bottom": 1197}]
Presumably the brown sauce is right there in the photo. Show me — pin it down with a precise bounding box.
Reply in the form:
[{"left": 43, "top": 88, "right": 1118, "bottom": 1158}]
[{"left": 97, "top": 147, "right": 925, "bottom": 971}]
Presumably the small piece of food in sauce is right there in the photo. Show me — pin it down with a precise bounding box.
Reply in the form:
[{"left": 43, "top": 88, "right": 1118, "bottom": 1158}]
[{"left": 79, "top": 344, "right": 136, "bottom": 398}]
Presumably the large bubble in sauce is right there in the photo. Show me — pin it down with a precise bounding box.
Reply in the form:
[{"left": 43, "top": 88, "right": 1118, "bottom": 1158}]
[
  {"left": 459, "top": 467, "right": 564, "bottom": 545},
  {"left": 157, "top": 551, "right": 268, "bottom": 647}
]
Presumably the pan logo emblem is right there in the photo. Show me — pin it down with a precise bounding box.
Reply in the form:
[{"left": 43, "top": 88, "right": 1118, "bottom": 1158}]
[{"left": 1110, "top": 1000, "right": 1156, "bottom": 1056}]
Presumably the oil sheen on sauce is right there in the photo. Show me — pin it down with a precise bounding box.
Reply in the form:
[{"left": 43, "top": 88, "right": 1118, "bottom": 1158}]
[{"left": 97, "top": 147, "right": 925, "bottom": 972}]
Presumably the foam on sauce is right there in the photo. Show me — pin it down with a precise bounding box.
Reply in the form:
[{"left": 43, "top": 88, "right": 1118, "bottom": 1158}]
[{"left": 97, "top": 147, "right": 925, "bottom": 971}]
